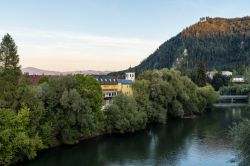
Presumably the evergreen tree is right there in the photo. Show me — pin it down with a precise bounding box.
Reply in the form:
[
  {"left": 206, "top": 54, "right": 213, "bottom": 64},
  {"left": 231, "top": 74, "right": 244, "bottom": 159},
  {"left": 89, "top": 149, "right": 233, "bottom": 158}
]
[
  {"left": 0, "top": 33, "right": 21, "bottom": 84},
  {"left": 0, "top": 33, "right": 20, "bottom": 72},
  {"left": 0, "top": 34, "right": 21, "bottom": 108},
  {"left": 196, "top": 61, "right": 207, "bottom": 87}
]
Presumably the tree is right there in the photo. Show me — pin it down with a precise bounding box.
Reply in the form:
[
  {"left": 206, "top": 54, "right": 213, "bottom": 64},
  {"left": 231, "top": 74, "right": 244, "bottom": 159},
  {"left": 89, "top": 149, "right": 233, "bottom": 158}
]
[
  {"left": 230, "top": 119, "right": 250, "bottom": 165},
  {"left": 210, "top": 73, "right": 230, "bottom": 91},
  {"left": 105, "top": 94, "right": 147, "bottom": 133},
  {"left": 196, "top": 61, "right": 207, "bottom": 87},
  {"left": 0, "top": 107, "right": 44, "bottom": 165},
  {"left": 0, "top": 34, "right": 21, "bottom": 109},
  {"left": 0, "top": 33, "right": 20, "bottom": 78}
]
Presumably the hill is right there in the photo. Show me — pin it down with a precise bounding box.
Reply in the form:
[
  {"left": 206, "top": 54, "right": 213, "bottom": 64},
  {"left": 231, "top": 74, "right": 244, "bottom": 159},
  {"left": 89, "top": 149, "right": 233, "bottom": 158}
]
[
  {"left": 22, "top": 67, "right": 111, "bottom": 75},
  {"left": 113, "top": 16, "right": 250, "bottom": 75}
]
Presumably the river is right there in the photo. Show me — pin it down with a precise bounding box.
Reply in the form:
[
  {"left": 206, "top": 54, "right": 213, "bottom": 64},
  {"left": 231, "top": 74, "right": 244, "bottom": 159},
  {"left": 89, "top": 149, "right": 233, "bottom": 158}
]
[{"left": 20, "top": 107, "right": 250, "bottom": 166}]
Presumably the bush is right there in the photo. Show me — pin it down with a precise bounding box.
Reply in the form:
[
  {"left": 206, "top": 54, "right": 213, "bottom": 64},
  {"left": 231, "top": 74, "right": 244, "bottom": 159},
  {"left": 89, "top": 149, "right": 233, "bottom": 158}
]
[
  {"left": 230, "top": 119, "right": 250, "bottom": 165},
  {"left": 105, "top": 94, "right": 147, "bottom": 133},
  {"left": 0, "top": 107, "right": 44, "bottom": 165},
  {"left": 169, "top": 100, "right": 184, "bottom": 118},
  {"left": 198, "top": 85, "right": 219, "bottom": 110},
  {"left": 132, "top": 69, "right": 218, "bottom": 121},
  {"left": 220, "top": 84, "right": 250, "bottom": 95}
]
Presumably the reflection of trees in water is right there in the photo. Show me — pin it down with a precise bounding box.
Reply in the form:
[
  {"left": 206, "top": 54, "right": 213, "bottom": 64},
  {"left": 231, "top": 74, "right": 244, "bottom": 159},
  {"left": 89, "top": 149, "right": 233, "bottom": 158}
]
[
  {"left": 23, "top": 130, "right": 153, "bottom": 166},
  {"left": 152, "top": 120, "right": 197, "bottom": 166},
  {"left": 92, "top": 131, "right": 152, "bottom": 165},
  {"left": 21, "top": 107, "right": 250, "bottom": 166}
]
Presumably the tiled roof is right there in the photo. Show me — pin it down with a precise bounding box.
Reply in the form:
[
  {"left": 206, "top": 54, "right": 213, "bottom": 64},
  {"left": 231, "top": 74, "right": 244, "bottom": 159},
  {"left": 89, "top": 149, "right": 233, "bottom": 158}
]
[
  {"left": 94, "top": 75, "right": 118, "bottom": 84},
  {"left": 117, "top": 79, "right": 133, "bottom": 84}
]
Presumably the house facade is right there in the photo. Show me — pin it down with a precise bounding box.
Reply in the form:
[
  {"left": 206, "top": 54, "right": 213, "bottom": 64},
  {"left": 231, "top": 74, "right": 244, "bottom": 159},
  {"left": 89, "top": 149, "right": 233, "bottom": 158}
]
[
  {"left": 221, "top": 71, "right": 233, "bottom": 76},
  {"left": 118, "top": 79, "right": 133, "bottom": 95},
  {"left": 232, "top": 76, "right": 245, "bottom": 83},
  {"left": 95, "top": 76, "right": 119, "bottom": 100},
  {"left": 95, "top": 72, "right": 135, "bottom": 106}
]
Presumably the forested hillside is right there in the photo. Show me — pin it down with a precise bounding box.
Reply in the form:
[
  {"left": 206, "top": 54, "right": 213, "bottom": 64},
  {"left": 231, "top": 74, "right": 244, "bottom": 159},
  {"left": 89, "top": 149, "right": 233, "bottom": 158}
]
[{"left": 115, "top": 16, "right": 250, "bottom": 75}]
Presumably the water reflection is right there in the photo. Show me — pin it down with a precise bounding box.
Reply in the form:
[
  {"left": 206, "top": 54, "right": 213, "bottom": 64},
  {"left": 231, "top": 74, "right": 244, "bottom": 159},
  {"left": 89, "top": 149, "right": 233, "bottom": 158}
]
[{"left": 21, "top": 107, "right": 250, "bottom": 166}]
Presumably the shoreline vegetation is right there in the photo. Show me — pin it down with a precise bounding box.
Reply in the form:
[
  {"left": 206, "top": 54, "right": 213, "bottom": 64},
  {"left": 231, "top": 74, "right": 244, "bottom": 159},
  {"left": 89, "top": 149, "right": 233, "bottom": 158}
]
[{"left": 0, "top": 34, "right": 218, "bottom": 166}]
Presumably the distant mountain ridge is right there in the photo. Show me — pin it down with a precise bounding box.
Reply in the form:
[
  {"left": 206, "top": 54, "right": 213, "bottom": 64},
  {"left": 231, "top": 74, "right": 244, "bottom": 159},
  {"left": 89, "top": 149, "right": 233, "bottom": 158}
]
[
  {"left": 112, "top": 16, "right": 250, "bottom": 75},
  {"left": 22, "top": 67, "right": 111, "bottom": 75}
]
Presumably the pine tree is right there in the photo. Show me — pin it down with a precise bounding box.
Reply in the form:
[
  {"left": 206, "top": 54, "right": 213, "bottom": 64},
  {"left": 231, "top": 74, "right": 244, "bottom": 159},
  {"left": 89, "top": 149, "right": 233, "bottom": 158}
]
[
  {"left": 0, "top": 34, "right": 21, "bottom": 82},
  {"left": 0, "top": 34, "right": 21, "bottom": 108},
  {"left": 196, "top": 61, "right": 207, "bottom": 87}
]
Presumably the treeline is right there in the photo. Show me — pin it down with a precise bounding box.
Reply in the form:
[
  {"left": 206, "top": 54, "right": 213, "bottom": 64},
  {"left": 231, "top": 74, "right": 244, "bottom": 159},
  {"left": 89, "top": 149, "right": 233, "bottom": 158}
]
[
  {"left": 113, "top": 16, "right": 250, "bottom": 75},
  {"left": 0, "top": 34, "right": 105, "bottom": 165},
  {"left": 105, "top": 69, "right": 218, "bottom": 133},
  {"left": 220, "top": 84, "right": 250, "bottom": 95},
  {"left": 0, "top": 34, "right": 218, "bottom": 165}
]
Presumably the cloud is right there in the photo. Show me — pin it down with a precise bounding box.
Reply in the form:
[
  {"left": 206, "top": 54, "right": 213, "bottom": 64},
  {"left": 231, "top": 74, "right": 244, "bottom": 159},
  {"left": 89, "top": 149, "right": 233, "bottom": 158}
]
[
  {"left": 0, "top": 28, "right": 159, "bottom": 48},
  {"left": 0, "top": 28, "right": 162, "bottom": 71}
]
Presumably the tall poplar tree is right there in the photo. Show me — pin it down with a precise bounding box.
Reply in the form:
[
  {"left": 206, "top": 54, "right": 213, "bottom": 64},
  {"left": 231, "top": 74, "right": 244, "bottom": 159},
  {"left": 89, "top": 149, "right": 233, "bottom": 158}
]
[{"left": 196, "top": 61, "right": 207, "bottom": 87}]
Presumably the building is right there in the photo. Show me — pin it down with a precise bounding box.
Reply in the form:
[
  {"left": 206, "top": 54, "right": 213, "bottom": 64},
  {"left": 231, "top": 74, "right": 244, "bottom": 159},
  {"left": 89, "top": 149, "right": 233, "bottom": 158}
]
[
  {"left": 232, "top": 76, "right": 245, "bottom": 83},
  {"left": 221, "top": 71, "right": 233, "bottom": 76},
  {"left": 95, "top": 75, "right": 119, "bottom": 99},
  {"left": 125, "top": 72, "right": 135, "bottom": 82},
  {"left": 206, "top": 71, "right": 216, "bottom": 79},
  {"left": 118, "top": 79, "right": 133, "bottom": 96},
  {"left": 95, "top": 72, "right": 135, "bottom": 107}
]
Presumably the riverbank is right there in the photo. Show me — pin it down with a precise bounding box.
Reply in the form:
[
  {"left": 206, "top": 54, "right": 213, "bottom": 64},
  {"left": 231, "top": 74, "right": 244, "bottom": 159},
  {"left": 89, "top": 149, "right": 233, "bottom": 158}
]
[
  {"left": 20, "top": 107, "right": 247, "bottom": 166},
  {"left": 16, "top": 107, "right": 214, "bottom": 166},
  {"left": 1, "top": 69, "right": 219, "bottom": 165}
]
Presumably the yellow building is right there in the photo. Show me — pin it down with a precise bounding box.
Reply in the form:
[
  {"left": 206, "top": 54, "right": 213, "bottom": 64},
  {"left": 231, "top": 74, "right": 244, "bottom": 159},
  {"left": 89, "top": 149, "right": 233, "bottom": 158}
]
[
  {"left": 95, "top": 72, "right": 135, "bottom": 101},
  {"left": 95, "top": 76, "right": 119, "bottom": 99},
  {"left": 118, "top": 79, "right": 133, "bottom": 96}
]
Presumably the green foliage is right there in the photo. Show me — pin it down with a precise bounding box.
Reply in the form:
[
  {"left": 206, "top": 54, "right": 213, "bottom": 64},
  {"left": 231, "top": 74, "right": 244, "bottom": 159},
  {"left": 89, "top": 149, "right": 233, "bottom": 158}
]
[
  {"left": 105, "top": 94, "right": 147, "bottom": 133},
  {"left": 230, "top": 119, "right": 250, "bottom": 165},
  {"left": 196, "top": 61, "right": 207, "bottom": 87},
  {"left": 210, "top": 73, "right": 231, "bottom": 91},
  {"left": 36, "top": 76, "right": 104, "bottom": 145},
  {"left": 169, "top": 100, "right": 184, "bottom": 118},
  {"left": 74, "top": 74, "right": 103, "bottom": 112},
  {"left": 0, "top": 34, "right": 21, "bottom": 109},
  {"left": 220, "top": 84, "right": 250, "bottom": 95},
  {"left": 38, "top": 76, "right": 49, "bottom": 84},
  {"left": 197, "top": 85, "right": 219, "bottom": 110},
  {"left": 0, "top": 107, "right": 44, "bottom": 165},
  {"left": 133, "top": 69, "right": 218, "bottom": 121},
  {"left": 0, "top": 34, "right": 21, "bottom": 83}
]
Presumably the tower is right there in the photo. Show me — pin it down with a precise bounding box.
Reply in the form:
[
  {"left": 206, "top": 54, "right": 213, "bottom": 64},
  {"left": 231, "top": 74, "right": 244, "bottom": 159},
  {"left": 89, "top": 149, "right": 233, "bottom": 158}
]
[{"left": 125, "top": 72, "right": 135, "bottom": 81}]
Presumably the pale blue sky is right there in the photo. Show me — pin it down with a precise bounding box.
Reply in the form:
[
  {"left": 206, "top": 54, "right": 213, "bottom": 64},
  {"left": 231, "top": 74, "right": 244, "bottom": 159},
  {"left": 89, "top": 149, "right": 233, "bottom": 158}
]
[{"left": 0, "top": 0, "right": 249, "bottom": 71}]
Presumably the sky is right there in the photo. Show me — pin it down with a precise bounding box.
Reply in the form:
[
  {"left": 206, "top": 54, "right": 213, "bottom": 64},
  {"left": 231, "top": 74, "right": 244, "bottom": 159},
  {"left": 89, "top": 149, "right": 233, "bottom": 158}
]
[{"left": 0, "top": 0, "right": 250, "bottom": 71}]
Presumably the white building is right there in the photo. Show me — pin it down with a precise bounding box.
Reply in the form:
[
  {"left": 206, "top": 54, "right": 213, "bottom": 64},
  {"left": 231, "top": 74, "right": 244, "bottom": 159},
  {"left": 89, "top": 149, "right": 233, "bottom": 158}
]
[
  {"left": 232, "top": 76, "right": 245, "bottom": 83},
  {"left": 206, "top": 71, "right": 216, "bottom": 79},
  {"left": 125, "top": 72, "right": 135, "bottom": 82},
  {"left": 221, "top": 71, "right": 233, "bottom": 76}
]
